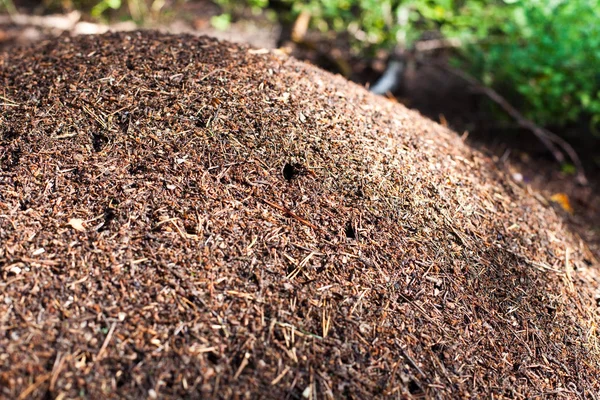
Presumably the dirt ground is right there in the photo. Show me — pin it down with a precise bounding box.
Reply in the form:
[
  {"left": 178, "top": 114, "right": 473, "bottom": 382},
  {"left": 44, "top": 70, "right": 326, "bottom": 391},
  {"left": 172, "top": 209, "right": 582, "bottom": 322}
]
[{"left": 1, "top": 31, "right": 599, "bottom": 399}]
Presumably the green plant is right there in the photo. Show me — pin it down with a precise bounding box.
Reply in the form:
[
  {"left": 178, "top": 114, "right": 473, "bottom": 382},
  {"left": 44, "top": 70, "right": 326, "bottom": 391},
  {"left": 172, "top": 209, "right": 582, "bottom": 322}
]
[
  {"left": 214, "top": 0, "right": 600, "bottom": 140},
  {"left": 0, "top": 0, "right": 17, "bottom": 15},
  {"left": 210, "top": 13, "right": 231, "bottom": 31},
  {"left": 91, "top": 0, "right": 122, "bottom": 18},
  {"left": 452, "top": 0, "right": 600, "bottom": 130},
  {"left": 213, "top": 0, "right": 269, "bottom": 19},
  {"left": 39, "top": 0, "right": 167, "bottom": 23}
]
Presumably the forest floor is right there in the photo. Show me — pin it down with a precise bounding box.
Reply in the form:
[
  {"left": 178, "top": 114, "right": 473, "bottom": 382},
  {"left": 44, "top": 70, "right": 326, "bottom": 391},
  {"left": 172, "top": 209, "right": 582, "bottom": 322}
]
[
  {"left": 1, "top": 5, "right": 600, "bottom": 399},
  {"left": 1, "top": 2, "right": 598, "bottom": 261},
  {"left": 1, "top": 29, "right": 600, "bottom": 399}
]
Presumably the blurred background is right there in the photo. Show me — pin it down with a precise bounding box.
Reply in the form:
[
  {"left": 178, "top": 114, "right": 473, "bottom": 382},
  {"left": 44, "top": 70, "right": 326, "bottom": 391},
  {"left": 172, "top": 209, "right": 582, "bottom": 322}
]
[{"left": 1, "top": 0, "right": 599, "bottom": 252}]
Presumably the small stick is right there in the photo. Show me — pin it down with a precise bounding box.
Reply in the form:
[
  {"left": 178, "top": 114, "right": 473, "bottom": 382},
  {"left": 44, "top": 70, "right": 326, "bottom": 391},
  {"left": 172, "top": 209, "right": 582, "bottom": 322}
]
[
  {"left": 18, "top": 374, "right": 51, "bottom": 400},
  {"left": 260, "top": 198, "right": 323, "bottom": 233},
  {"left": 233, "top": 352, "right": 251, "bottom": 380},
  {"left": 435, "top": 64, "right": 587, "bottom": 185},
  {"left": 96, "top": 322, "right": 117, "bottom": 361}
]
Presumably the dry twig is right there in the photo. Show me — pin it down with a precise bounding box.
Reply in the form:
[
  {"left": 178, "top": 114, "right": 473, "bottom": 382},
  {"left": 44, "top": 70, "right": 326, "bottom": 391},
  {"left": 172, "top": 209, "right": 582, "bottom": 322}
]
[{"left": 435, "top": 64, "right": 588, "bottom": 185}]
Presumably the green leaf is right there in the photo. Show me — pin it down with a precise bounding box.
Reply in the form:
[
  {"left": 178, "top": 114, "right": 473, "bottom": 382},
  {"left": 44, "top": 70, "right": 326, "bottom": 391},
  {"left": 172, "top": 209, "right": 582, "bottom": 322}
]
[
  {"left": 561, "top": 163, "right": 577, "bottom": 175},
  {"left": 211, "top": 14, "right": 232, "bottom": 31}
]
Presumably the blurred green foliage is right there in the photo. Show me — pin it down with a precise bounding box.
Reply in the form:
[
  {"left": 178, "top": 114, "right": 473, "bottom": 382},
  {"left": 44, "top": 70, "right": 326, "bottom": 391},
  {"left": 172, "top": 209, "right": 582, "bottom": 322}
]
[
  {"left": 457, "top": 0, "right": 600, "bottom": 131},
  {"left": 7, "top": 0, "right": 168, "bottom": 23},
  {"left": 91, "top": 0, "right": 122, "bottom": 18},
  {"left": 216, "top": 0, "right": 600, "bottom": 136},
  {"left": 0, "top": 0, "right": 17, "bottom": 14},
  {"left": 3, "top": 0, "right": 597, "bottom": 137}
]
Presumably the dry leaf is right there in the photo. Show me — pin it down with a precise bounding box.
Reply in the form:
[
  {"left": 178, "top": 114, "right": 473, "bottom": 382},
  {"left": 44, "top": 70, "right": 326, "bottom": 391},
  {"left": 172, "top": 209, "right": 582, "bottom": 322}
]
[
  {"left": 550, "top": 193, "right": 573, "bottom": 214},
  {"left": 68, "top": 218, "right": 86, "bottom": 232}
]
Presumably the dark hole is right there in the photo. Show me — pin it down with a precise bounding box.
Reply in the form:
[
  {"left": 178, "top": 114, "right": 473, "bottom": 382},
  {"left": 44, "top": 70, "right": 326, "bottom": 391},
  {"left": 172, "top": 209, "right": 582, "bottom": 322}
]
[
  {"left": 42, "top": 389, "right": 54, "bottom": 400},
  {"left": 273, "top": 327, "right": 285, "bottom": 341},
  {"left": 195, "top": 117, "right": 207, "bottom": 128},
  {"left": 316, "top": 263, "right": 326, "bottom": 273},
  {"left": 99, "top": 208, "right": 116, "bottom": 231},
  {"left": 19, "top": 199, "right": 29, "bottom": 211},
  {"left": 408, "top": 379, "right": 422, "bottom": 395},
  {"left": 282, "top": 163, "right": 300, "bottom": 181},
  {"left": 2, "top": 129, "right": 18, "bottom": 142},
  {"left": 69, "top": 167, "right": 82, "bottom": 182},
  {"left": 238, "top": 269, "right": 251, "bottom": 279},
  {"left": 129, "top": 163, "right": 147, "bottom": 175},
  {"left": 126, "top": 58, "right": 135, "bottom": 70},
  {"left": 10, "top": 148, "right": 21, "bottom": 166},
  {"left": 2, "top": 147, "right": 21, "bottom": 170},
  {"left": 431, "top": 343, "right": 445, "bottom": 361},
  {"left": 92, "top": 132, "right": 108, "bottom": 152},
  {"left": 118, "top": 112, "right": 130, "bottom": 133},
  {"left": 345, "top": 221, "right": 356, "bottom": 239},
  {"left": 184, "top": 225, "right": 196, "bottom": 235},
  {"left": 206, "top": 351, "right": 219, "bottom": 364},
  {"left": 584, "top": 258, "right": 593, "bottom": 267},
  {"left": 186, "top": 180, "right": 199, "bottom": 192},
  {"left": 116, "top": 372, "right": 128, "bottom": 388}
]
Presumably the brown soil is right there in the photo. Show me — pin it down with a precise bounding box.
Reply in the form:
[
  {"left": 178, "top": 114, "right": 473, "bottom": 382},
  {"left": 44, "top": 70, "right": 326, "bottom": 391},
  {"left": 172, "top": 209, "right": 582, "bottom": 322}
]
[{"left": 1, "top": 31, "right": 599, "bottom": 399}]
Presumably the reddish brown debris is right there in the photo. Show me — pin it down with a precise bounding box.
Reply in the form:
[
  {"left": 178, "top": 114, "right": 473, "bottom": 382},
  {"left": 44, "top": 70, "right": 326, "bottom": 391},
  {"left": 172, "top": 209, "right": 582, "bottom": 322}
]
[{"left": 1, "top": 31, "right": 599, "bottom": 399}]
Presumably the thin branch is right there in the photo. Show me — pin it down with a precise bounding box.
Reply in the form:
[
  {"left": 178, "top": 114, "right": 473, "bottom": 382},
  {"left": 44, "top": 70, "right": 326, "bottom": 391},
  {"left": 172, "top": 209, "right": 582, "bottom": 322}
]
[
  {"left": 414, "top": 38, "right": 463, "bottom": 52},
  {"left": 434, "top": 63, "right": 587, "bottom": 185},
  {"left": 259, "top": 198, "right": 324, "bottom": 233}
]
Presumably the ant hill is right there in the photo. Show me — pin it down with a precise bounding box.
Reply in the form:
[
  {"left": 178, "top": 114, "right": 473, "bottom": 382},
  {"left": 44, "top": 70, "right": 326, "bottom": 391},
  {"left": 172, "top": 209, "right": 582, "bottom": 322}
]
[{"left": 1, "top": 31, "right": 599, "bottom": 398}]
